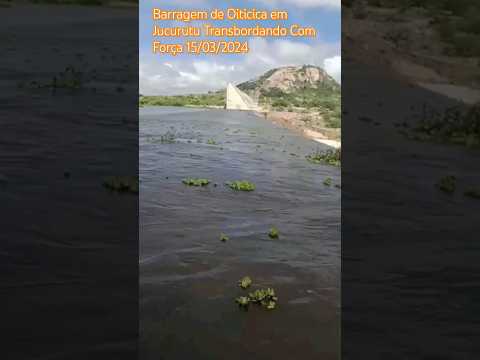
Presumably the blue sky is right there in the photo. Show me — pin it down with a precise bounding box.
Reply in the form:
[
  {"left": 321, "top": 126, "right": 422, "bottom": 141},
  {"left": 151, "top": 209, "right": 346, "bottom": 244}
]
[{"left": 140, "top": 0, "right": 340, "bottom": 95}]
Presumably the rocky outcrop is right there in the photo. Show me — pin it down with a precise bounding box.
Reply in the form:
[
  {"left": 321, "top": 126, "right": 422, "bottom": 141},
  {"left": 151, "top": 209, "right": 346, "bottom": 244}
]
[{"left": 238, "top": 65, "right": 339, "bottom": 96}]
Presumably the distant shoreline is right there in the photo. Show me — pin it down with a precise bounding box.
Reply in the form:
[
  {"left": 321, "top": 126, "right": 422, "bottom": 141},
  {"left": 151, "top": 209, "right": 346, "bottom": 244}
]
[{"left": 259, "top": 111, "right": 341, "bottom": 149}]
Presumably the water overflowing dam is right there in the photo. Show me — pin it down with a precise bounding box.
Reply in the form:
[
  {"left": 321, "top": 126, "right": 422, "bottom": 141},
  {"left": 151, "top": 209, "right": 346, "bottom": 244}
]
[{"left": 225, "top": 83, "right": 260, "bottom": 111}]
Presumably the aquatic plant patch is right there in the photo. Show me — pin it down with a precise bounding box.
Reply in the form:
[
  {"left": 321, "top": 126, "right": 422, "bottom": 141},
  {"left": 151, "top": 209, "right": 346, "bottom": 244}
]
[
  {"left": 220, "top": 233, "right": 229, "bottom": 242},
  {"left": 306, "top": 148, "right": 341, "bottom": 166},
  {"left": 159, "top": 132, "right": 176, "bottom": 144},
  {"left": 226, "top": 181, "right": 255, "bottom": 191},
  {"left": 103, "top": 176, "right": 138, "bottom": 193},
  {"left": 27, "top": 66, "right": 84, "bottom": 89},
  {"left": 323, "top": 177, "right": 333, "bottom": 186},
  {"left": 248, "top": 288, "right": 278, "bottom": 310},
  {"left": 436, "top": 175, "right": 456, "bottom": 193},
  {"left": 234, "top": 276, "right": 278, "bottom": 310},
  {"left": 206, "top": 139, "right": 217, "bottom": 145},
  {"left": 236, "top": 286, "right": 278, "bottom": 310},
  {"left": 235, "top": 296, "right": 250, "bottom": 308},
  {"left": 403, "top": 104, "right": 480, "bottom": 147},
  {"left": 238, "top": 276, "right": 252, "bottom": 289},
  {"left": 182, "top": 178, "right": 210, "bottom": 186},
  {"left": 465, "top": 188, "right": 480, "bottom": 199},
  {"left": 268, "top": 227, "right": 279, "bottom": 239},
  {"left": 146, "top": 132, "right": 176, "bottom": 144}
]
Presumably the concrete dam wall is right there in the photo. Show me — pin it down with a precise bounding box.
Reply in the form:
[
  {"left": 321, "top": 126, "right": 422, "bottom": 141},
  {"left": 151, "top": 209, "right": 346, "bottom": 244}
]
[{"left": 226, "top": 83, "right": 260, "bottom": 111}]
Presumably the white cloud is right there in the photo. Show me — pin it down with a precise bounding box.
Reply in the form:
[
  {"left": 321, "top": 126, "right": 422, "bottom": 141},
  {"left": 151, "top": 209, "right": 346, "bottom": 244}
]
[
  {"left": 140, "top": 39, "right": 340, "bottom": 95},
  {"left": 178, "top": 71, "right": 201, "bottom": 82},
  {"left": 323, "top": 55, "right": 341, "bottom": 83}
]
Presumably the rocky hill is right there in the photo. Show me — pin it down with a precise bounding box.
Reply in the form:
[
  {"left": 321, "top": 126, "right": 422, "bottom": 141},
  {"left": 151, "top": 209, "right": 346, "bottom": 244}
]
[
  {"left": 234, "top": 65, "right": 341, "bottom": 128},
  {"left": 238, "top": 65, "right": 340, "bottom": 96}
]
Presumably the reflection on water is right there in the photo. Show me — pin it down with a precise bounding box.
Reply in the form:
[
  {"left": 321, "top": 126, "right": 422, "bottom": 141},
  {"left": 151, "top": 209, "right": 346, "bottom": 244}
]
[{"left": 140, "top": 107, "right": 340, "bottom": 360}]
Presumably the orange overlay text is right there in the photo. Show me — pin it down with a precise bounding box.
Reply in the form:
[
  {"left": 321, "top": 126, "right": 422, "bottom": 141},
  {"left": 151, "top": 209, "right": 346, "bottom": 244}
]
[{"left": 150, "top": 8, "right": 317, "bottom": 56}]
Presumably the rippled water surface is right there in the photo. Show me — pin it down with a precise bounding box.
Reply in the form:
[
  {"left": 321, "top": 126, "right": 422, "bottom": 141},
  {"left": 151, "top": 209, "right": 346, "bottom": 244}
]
[{"left": 140, "top": 107, "right": 340, "bottom": 360}]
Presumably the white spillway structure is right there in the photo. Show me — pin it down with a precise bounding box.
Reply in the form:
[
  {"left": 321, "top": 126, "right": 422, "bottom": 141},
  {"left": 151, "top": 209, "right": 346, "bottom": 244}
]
[{"left": 226, "top": 83, "right": 259, "bottom": 111}]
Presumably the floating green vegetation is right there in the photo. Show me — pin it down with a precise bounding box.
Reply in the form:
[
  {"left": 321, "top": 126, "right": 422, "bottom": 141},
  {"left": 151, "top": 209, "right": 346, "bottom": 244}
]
[
  {"left": 436, "top": 176, "right": 456, "bottom": 193},
  {"left": 323, "top": 177, "right": 333, "bottom": 186},
  {"left": 28, "top": 66, "right": 84, "bottom": 89},
  {"left": 266, "top": 301, "right": 276, "bottom": 310},
  {"left": 248, "top": 288, "right": 278, "bottom": 310},
  {"left": 182, "top": 178, "right": 210, "bottom": 186},
  {"left": 405, "top": 104, "right": 480, "bottom": 147},
  {"left": 306, "top": 148, "right": 341, "bottom": 167},
  {"left": 220, "top": 233, "right": 229, "bottom": 242},
  {"left": 234, "top": 276, "right": 278, "bottom": 311},
  {"left": 226, "top": 180, "right": 255, "bottom": 191},
  {"left": 159, "top": 132, "right": 176, "bottom": 144},
  {"left": 52, "top": 66, "right": 84, "bottom": 89},
  {"left": 147, "top": 133, "right": 176, "bottom": 144},
  {"left": 103, "top": 176, "right": 138, "bottom": 193},
  {"left": 235, "top": 296, "right": 250, "bottom": 308},
  {"left": 465, "top": 189, "right": 480, "bottom": 199},
  {"left": 206, "top": 139, "right": 217, "bottom": 145},
  {"left": 268, "top": 227, "right": 279, "bottom": 239},
  {"left": 238, "top": 276, "right": 252, "bottom": 289},
  {"left": 236, "top": 286, "right": 278, "bottom": 310}
]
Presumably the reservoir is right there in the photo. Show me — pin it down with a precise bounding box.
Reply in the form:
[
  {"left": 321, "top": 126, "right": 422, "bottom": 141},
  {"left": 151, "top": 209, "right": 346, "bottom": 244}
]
[{"left": 140, "top": 107, "right": 340, "bottom": 360}]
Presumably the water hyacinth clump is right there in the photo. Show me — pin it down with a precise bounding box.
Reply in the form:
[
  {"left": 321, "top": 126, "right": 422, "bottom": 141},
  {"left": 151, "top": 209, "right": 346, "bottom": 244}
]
[
  {"left": 29, "top": 66, "right": 84, "bottom": 89},
  {"left": 226, "top": 180, "right": 255, "bottom": 191},
  {"left": 436, "top": 175, "right": 456, "bottom": 193},
  {"left": 407, "top": 104, "right": 480, "bottom": 147},
  {"left": 268, "top": 227, "right": 279, "bottom": 239},
  {"left": 323, "top": 177, "right": 333, "bottom": 186},
  {"left": 159, "top": 131, "right": 176, "bottom": 144},
  {"left": 238, "top": 276, "right": 252, "bottom": 289},
  {"left": 234, "top": 277, "right": 278, "bottom": 310},
  {"left": 206, "top": 139, "right": 217, "bottom": 145},
  {"left": 103, "top": 176, "right": 138, "bottom": 193},
  {"left": 182, "top": 178, "right": 210, "bottom": 186},
  {"left": 306, "top": 148, "right": 341, "bottom": 166},
  {"left": 147, "top": 132, "right": 176, "bottom": 144},
  {"left": 465, "top": 188, "right": 480, "bottom": 199},
  {"left": 235, "top": 296, "right": 250, "bottom": 308},
  {"left": 248, "top": 288, "right": 278, "bottom": 310},
  {"left": 220, "top": 233, "right": 229, "bottom": 242},
  {"left": 235, "top": 288, "right": 278, "bottom": 311}
]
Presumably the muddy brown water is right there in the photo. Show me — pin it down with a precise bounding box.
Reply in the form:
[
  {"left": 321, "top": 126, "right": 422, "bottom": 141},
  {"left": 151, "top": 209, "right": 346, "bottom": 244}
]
[{"left": 140, "top": 107, "right": 341, "bottom": 360}]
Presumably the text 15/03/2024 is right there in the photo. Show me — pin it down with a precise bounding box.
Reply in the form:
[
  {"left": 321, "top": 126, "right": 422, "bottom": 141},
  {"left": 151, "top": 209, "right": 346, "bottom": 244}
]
[{"left": 152, "top": 41, "right": 250, "bottom": 56}]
